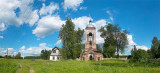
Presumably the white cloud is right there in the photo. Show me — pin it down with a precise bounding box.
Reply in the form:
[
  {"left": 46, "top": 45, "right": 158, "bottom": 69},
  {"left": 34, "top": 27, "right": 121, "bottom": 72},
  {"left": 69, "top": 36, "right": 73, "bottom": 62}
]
[
  {"left": 28, "top": 10, "right": 39, "bottom": 26},
  {"left": 0, "top": 48, "right": 15, "bottom": 56},
  {"left": 126, "top": 34, "right": 149, "bottom": 53},
  {"left": 127, "top": 34, "right": 136, "bottom": 46},
  {"left": 106, "top": 10, "right": 114, "bottom": 22},
  {"left": 39, "top": 3, "right": 59, "bottom": 16},
  {"left": 80, "top": 6, "right": 87, "bottom": 10},
  {"left": 19, "top": 43, "right": 52, "bottom": 56},
  {"left": 54, "top": 40, "right": 62, "bottom": 46},
  {"left": 19, "top": 0, "right": 39, "bottom": 26},
  {"left": 32, "top": 15, "right": 65, "bottom": 38},
  {"left": 0, "top": 23, "right": 6, "bottom": 31},
  {"left": 136, "top": 46, "right": 149, "bottom": 51},
  {"left": 37, "top": 38, "right": 40, "bottom": 40},
  {"left": 63, "top": 0, "right": 83, "bottom": 11},
  {"left": 0, "top": 0, "right": 21, "bottom": 26},
  {"left": 106, "top": 10, "right": 112, "bottom": 16},
  {"left": 0, "top": 0, "right": 39, "bottom": 29},
  {"left": 20, "top": 46, "right": 25, "bottom": 50},
  {"left": 93, "top": 19, "right": 107, "bottom": 44},
  {"left": 0, "top": 36, "right": 3, "bottom": 39},
  {"left": 38, "top": 0, "right": 46, "bottom": 2},
  {"left": 72, "top": 16, "right": 92, "bottom": 30}
]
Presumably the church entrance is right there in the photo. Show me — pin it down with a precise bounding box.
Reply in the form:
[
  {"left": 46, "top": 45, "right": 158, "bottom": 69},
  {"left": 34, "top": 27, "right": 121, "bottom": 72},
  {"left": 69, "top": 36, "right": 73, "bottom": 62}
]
[{"left": 89, "top": 55, "right": 92, "bottom": 60}]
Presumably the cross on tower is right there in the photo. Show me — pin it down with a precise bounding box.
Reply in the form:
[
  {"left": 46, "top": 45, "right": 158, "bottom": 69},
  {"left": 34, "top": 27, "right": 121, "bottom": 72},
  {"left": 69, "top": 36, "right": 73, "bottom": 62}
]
[{"left": 89, "top": 19, "right": 92, "bottom": 24}]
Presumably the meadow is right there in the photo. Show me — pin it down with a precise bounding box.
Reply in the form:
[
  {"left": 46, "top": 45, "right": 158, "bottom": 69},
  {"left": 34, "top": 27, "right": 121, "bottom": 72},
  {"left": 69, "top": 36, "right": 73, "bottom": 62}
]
[{"left": 0, "top": 59, "right": 160, "bottom": 73}]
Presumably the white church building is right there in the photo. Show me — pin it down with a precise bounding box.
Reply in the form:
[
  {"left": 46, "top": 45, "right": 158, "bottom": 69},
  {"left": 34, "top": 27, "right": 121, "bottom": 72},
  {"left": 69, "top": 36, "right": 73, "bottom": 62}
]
[{"left": 50, "top": 47, "right": 61, "bottom": 61}]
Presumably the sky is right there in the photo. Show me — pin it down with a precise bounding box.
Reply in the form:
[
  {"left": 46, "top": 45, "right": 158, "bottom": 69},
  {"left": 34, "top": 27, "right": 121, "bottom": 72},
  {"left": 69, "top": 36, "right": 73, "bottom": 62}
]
[{"left": 0, "top": 0, "right": 160, "bottom": 56}]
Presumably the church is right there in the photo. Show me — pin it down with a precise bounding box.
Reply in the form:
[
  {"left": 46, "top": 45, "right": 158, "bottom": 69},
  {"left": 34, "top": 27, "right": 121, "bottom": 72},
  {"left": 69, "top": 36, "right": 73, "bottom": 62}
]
[{"left": 80, "top": 20, "right": 103, "bottom": 61}]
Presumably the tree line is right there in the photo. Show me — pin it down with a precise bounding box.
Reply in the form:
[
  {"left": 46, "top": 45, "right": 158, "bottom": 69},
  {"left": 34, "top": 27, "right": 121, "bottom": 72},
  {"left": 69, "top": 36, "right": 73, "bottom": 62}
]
[{"left": 130, "top": 37, "right": 160, "bottom": 62}]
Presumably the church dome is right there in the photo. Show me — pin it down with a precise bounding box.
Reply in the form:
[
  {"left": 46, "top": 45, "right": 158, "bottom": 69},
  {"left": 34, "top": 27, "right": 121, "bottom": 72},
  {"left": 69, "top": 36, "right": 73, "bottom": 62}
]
[
  {"left": 86, "top": 24, "right": 95, "bottom": 28},
  {"left": 86, "top": 20, "right": 95, "bottom": 28}
]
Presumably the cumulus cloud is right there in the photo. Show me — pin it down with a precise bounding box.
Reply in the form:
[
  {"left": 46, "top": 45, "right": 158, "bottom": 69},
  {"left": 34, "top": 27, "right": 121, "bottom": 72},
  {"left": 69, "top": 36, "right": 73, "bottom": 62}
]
[
  {"left": 126, "top": 34, "right": 149, "bottom": 53},
  {"left": 106, "top": 10, "right": 114, "bottom": 22},
  {"left": 0, "top": 48, "right": 15, "bottom": 56},
  {"left": 63, "top": 0, "right": 83, "bottom": 11},
  {"left": 136, "top": 46, "right": 149, "bottom": 51},
  {"left": 80, "top": 6, "right": 87, "bottom": 10},
  {"left": 127, "top": 34, "right": 136, "bottom": 46},
  {"left": 54, "top": 40, "right": 62, "bottom": 46},
  {"left": 0, "top": 0, "right": 21, "bottom": 27},
  {"left": 19, "top": 0, "right": 39, "bottom": 26},
  {"left": 0, "top": 0, "right": 39, "bottom": 29},
  {"left": 0, "top": 23, "right": 6, "bottom": 31},
  {"left": 72, "top": 16, "right": 92, "bottom": 30},
  {"left": 39, "top": 3, "right": 59, "bottom": 16},
  {"left": 32, "top": 15, "right": 65, "bottom": 38},
  {"left": 19, "top": 43, "right": 52, "bottom": 56},
  {"left": 0, "top": 36, "right": 3, "bottom": 39}
]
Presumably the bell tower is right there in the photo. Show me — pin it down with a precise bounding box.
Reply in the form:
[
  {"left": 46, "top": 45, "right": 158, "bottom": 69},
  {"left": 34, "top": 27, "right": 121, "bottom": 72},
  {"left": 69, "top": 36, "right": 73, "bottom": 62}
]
[
  {"left": 85, "top": 20, "right": 96, "bottom": 52},
  {"left": 80, "top": 19, "right": 103, "bottom": 61}
]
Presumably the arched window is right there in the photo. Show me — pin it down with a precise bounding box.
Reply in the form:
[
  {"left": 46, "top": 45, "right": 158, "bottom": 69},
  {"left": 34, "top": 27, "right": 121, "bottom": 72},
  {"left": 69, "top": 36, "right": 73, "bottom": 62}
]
[{"left": 89, "top": 32, "right": 92, "bottom": 41}]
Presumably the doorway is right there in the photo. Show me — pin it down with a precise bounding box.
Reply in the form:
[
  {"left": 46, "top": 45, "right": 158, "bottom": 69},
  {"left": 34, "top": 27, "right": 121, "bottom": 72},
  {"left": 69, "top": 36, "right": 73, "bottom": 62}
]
[{"left": 89, "top": 55, "right": 92, "bottom": 60}]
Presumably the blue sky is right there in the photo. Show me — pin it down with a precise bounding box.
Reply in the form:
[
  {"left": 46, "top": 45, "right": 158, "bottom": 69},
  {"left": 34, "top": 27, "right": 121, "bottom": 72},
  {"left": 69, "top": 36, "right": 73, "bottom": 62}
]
[{"left": 0, "top": 0, "right": 160, "bottom": 56}]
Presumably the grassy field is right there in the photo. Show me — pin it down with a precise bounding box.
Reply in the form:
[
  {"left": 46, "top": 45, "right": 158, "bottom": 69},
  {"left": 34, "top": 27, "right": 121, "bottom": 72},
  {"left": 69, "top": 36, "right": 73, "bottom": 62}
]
[{"left": 0, "top": 59, "right": 160, "bottom": 73}]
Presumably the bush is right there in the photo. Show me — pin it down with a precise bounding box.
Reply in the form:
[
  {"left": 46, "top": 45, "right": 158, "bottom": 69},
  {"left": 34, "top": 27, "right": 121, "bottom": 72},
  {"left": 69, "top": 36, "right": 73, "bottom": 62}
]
[
  {"left": 130, "top": 49, "right": 149, "bottom": 62},
  {"left": 0, "top": 55, "right": 4, "bottom": 58}
]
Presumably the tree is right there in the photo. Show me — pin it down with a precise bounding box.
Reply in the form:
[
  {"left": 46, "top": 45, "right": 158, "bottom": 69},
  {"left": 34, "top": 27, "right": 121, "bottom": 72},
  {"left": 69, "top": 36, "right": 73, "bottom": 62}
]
[
  {"left": 96, "top": 44, "right": 102, "bottom": 53},
  {"left": 131, "top": 49, "right": 149, "bottom": 62},
  {"left": 99, "top": 23, "right": 128, "bottom": 58},
  {"left": 40, "top": 49, "right": 51, "bottom": 60},
  {"left": 15, "top": 52, "right": 22, "bottom": 59},
  {"left": 151, "top": 37, "right": 159, "bottom": 58},
  {"left": 113, "top": 24, "right": 128, "bottom": 57},
  {"left": 158, "top": 40, "right": 160, "bottom": 58},
  {"left": 131, "top": 45, "right": 137, "bottom": 55},
  {"left": 59, "top": 18, "right": 84, "bottom": 59}
]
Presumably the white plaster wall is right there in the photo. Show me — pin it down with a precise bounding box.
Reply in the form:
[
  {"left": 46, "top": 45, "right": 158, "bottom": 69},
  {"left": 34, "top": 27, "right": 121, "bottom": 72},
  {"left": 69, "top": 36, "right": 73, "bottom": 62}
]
[{"left": 50, "top": 56, "right": 53, "bottom": 60}]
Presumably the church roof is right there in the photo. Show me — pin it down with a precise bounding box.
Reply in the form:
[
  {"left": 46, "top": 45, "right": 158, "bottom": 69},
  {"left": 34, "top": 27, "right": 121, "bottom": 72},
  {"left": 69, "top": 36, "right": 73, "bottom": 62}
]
[
  {"left": 86, "top": 24, "right": 95, "bottom": 28},
  {"left": 86, "top": 19, "right": 95, "bottom": 28}
]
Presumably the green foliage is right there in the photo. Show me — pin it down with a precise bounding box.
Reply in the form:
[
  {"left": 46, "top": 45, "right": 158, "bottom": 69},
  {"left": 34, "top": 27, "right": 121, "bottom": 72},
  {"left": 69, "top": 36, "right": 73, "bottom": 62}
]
[
  {"left": 99, "top": 23, "right": 128, "bottom": 57},
  {"left": 103, "top": 45, "right": 116, "bottom": 58},
  {"left": 96, "top": 44, "right": 102, "bottom": 53},
  {"left": 40, "top": 49, "right": 52, "bottom": 60},
  {"left": 0, "top": 55, "right": 4, "bottom": 58},
  {"left": 24, "top": 56, "right": 40, "bottom": 59},
  {"left": 130, "top": 49, "right": 149, "bottom": 62},
  {"left": 59, "top": 18, "right": 84, "bottom": 59},
  {"left": 15, "top": 52, "right": 22, "bottom": 59},
  {"left": 151, "top": 37, "right": 160, "bottom": 58},
  {"left": 131, "top": 45, "right": 137, "bottom": 55}
]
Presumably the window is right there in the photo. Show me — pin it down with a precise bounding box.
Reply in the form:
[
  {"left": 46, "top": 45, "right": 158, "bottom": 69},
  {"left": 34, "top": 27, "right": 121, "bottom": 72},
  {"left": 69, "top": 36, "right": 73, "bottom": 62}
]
[
  {"left": 53, "top": 50, "right": 56, "bottom": 53},
  {"left": 89, "top": 32, "right": 92, "bottom": 41}
]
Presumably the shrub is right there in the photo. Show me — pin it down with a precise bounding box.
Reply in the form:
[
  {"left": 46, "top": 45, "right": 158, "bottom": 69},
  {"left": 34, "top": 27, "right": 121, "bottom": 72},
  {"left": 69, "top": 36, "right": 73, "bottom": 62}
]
[{"left": 130, "top": 49, "right": 149, "bottom": 62}]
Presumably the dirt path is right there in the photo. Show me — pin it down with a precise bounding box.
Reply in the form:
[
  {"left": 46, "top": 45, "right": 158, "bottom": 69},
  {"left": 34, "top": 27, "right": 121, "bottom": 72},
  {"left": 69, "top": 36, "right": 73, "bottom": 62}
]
[
  {"left": 30, "top": 68, "right": 34, "bottom": 73},
  {"left": 16, "top": 63, "right": 35, "bottom": 73},
  {"left": 16, "top": 63, "right": 22, "bottom": 73}
]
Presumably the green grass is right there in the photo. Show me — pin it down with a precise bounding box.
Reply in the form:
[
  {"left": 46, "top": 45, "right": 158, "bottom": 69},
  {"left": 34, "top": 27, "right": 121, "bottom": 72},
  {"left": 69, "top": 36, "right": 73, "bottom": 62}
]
[{"left": 0, "top": 59, "right": 160, "bottom": 73}]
